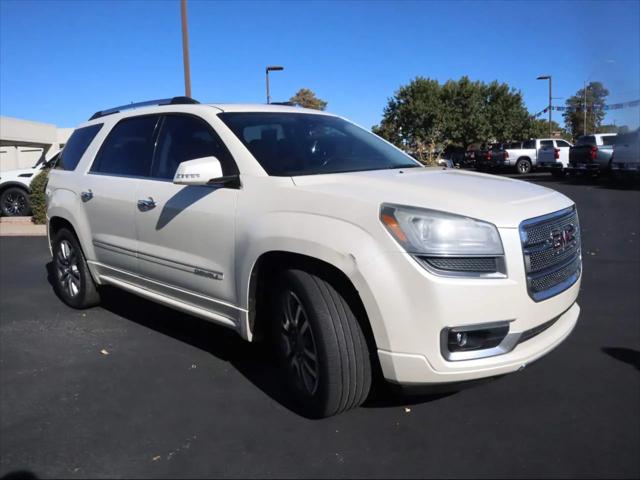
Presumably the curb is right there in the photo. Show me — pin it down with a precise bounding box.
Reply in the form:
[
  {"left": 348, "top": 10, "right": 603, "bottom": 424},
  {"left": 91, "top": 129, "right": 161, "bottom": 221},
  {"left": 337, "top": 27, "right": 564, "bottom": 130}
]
[{"left": 0, "top": 217, "right": 47, "bottom": 237}]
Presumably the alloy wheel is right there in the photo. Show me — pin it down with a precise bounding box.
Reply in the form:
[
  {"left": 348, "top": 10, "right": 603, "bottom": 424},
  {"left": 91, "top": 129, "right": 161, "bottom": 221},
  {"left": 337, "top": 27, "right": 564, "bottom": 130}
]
[
  {"left": 3, "top": 191, "right": 27, "bottom": 216},
  {"left": 518, "top": 161, "right": 531, "bottom": 174},
  {"left": 280, "top": 290, "right": 320, "bottom": 396},
  {"left": 55, "top": 239, "right": 81, "bottom": 298}
]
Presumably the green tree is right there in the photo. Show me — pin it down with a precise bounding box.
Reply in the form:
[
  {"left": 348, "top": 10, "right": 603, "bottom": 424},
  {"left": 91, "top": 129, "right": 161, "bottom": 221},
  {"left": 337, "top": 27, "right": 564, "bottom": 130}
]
[
  {"left": 372, "top": 77, "right": 442, "bottom": 163},
  {"left": 527, "top": 118, "right": 571, "bottom": 140},
  {"left": 563, "top": 81, "right": 609, "bottom": 139},
  {"left": 29, "top": 168, "right": 50, "bottom": 225},
  {"left": 289, "top": 88, "right": 328, "bottom": 110},
  {"left": 373, "top": 76, "right": 533, "bottom": 157}
]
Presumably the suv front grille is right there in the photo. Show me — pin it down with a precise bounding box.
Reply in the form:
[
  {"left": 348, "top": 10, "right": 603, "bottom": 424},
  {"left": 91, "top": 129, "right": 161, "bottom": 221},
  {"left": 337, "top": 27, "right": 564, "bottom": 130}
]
[{"left": 520, "top": 206, "right": 581, "bottom": 301}]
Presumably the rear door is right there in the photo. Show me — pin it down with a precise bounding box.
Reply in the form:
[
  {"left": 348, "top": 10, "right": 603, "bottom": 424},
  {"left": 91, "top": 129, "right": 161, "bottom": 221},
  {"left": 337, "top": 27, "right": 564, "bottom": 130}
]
[
  {"left": 83, "top": 115, "right": 160, "bottom": 276},
  {"left": 134, "top": 113, "right": 241, "bottom": 323}
]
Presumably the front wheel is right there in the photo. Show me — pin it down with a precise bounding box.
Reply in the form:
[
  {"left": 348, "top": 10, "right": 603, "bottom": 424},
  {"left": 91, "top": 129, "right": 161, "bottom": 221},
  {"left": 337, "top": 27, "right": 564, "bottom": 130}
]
[
  {"left": 51, "top": 228, "right": 100, "bottom": 308},
  {"left": 272, "top": 269, "right": 372, "bottom": 418},
  {"left": 1, "top": 187, "right": 31, "bottom": 216},
  {"left": 515, "top": 158, "right": 532, "bottom": 174}
]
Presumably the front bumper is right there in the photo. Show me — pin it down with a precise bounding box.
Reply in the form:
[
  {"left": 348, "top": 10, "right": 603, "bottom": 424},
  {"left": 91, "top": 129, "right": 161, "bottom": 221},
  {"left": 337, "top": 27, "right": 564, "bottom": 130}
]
[{"left": 358, "top": 227, "right": 581, "bottom": 385}]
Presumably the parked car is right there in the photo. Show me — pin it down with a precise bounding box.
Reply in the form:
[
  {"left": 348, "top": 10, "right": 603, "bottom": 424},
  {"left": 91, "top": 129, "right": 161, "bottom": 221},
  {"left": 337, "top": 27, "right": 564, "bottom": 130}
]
[
  {"left": 611, "top": 129, "right": 640, "bottom": 179},
  {"left": 536, "top": 139, "right": 574, "bottom": 176},
  {"left": 46, "top": 97, "right": 582, "bottom": 418},
  {"left": 502, "top": 138, "right": 559, "bottom": 174},
  {"left": 0, "top": 153, "right": 59, "bottom": 216},
  {"left": 474, "top": 143, "right": 505, "bottom": 171},
  {"left": 567, "top": 133, "right": 617, "bottom": 175}
]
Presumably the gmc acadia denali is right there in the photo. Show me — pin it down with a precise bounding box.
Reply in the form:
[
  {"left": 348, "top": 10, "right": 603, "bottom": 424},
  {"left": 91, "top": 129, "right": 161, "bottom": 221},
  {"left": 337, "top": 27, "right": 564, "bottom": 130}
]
[{"left": 46, "top": 97, "right": 582, "bottom": 417}]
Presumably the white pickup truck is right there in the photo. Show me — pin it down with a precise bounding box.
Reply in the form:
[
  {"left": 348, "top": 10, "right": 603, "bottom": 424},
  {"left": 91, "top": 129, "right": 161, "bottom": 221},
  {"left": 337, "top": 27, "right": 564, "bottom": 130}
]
[
  {"left": 46, "top": 98, "right": 582, "bottom": 417},
  {"left": 537, "top": 139, "right": 574, "bottom": 176},
  {"left": 503, "top": 138, "right": 569, "bottom": 174}
]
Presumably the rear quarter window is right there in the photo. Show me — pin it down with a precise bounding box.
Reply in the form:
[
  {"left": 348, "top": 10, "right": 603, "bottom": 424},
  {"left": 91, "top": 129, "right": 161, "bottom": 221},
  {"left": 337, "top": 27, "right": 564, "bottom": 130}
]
[{"left": 55, "top": 124, "right": 103, "bottom": 171}]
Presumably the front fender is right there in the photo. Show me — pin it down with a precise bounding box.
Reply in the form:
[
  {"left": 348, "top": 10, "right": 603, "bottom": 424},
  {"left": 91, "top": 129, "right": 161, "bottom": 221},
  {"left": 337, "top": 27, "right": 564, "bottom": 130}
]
[{"left": 236, "top": 211, "right": 394, "bottom": 348}]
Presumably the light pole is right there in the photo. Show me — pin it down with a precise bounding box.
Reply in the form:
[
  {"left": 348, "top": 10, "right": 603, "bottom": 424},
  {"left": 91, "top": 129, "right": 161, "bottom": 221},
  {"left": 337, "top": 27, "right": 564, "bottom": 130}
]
[
  {"left": 180, "top": 0, "right": 192, "bottom": 97},
  {"left": 265, "top": 66, "right": 284, "bottom": 104},
  {"left": 583, "top": 81, "right": 588, "bottom": 136},
  {"left": 537, "top": 75, "right": 552, "bottom": 137}
]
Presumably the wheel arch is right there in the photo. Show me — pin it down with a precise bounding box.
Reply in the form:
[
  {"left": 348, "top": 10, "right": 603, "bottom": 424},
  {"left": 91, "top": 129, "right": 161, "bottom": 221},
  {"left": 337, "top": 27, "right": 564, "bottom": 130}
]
[{"left": 246, "top": 250, "right": 382, "bottom": 375}]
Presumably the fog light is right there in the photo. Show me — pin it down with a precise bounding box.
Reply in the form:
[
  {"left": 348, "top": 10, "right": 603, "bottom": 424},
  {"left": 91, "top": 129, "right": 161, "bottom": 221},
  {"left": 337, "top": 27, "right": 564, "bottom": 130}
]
[{"left": 442, "top": 321, "right": 511, "bottom": 361}]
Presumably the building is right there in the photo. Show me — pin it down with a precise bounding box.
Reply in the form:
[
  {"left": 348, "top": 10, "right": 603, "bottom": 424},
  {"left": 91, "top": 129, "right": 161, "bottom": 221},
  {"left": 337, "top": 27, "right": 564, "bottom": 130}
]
[{"left": 0, "top": 116, "right": 72, "bottom": 171}]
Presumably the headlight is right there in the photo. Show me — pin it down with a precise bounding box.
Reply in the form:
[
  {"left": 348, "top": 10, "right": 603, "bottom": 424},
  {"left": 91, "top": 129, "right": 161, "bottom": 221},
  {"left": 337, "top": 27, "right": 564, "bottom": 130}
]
[{"left": 380, "top": 203, "right": 506, "bottom": 277}]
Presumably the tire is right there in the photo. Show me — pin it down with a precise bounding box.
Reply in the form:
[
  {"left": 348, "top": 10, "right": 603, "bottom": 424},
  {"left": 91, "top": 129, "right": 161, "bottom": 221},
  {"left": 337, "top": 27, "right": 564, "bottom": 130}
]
[
  {"left": 515, "top": 158, "right": 532, "bottom": 175},
  {"left": 1, "top": 187, "right": 31, "bottom": 217},
  {"left": 272, "top": 269, "right": 372, "bottom": 418},
  {"left": 51, "top": 228, "right": 100, "bottom": 308}
]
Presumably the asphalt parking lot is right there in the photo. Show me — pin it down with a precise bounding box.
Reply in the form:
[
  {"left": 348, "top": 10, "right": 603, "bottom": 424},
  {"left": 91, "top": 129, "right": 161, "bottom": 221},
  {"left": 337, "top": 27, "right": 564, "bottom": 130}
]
[{"left": 1, "top": 174, "right": 639, "bottom": 479}]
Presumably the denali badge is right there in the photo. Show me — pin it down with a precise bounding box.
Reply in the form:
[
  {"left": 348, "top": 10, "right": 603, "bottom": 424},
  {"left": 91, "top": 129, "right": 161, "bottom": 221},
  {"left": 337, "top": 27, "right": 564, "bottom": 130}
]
[
  {"left": 550, "top": 224, "right": 576, "bottom": 250},
  {"left": 194, "top": 268, "right": 223, "bottom": 280}
]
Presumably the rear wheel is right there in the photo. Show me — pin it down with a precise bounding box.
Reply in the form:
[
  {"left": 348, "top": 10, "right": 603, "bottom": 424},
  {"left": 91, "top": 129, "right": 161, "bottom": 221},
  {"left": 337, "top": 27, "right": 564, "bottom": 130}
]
[
  {"left": 272, "top": 269, "right": 372, "bottom": 418},
  {"left": 52, "top": 228, "right": 100, "bottom": 308},
  {"left": 1, "top": 187, "right": 31, "bottom": 217},
  {"left": 515, "top": 158, "right": 532, "bottom": 174}
]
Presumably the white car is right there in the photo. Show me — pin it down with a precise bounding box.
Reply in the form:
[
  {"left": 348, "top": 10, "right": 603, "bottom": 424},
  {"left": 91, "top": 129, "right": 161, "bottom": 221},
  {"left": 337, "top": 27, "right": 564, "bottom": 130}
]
[
  {"left": 504, "top": 138, "right": 569, "bottom": 174},
  {"left": 46, "top": 98, "right": 582, "bottom": 417},
  {"left": 537, "top": 139, "right": 574, "bottom": 175},
  {"left": 0, "top": 153, "right": 58, "bottom": 216}
]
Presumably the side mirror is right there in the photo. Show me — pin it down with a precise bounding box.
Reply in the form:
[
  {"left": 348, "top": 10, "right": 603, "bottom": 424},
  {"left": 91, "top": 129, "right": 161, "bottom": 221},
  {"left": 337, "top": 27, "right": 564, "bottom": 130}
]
[{"left": 173, "top": 156, "right": 224, "bottom": 186}]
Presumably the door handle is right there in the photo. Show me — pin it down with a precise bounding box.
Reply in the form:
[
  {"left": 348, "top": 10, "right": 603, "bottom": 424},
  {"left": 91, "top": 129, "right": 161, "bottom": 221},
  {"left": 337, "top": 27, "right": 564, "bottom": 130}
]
[
  {"left": 80, "top": 190, "right": 93, "bottom": 202},
  {"left": 137, "top": 197, "right": 156, "bottom": 211}
]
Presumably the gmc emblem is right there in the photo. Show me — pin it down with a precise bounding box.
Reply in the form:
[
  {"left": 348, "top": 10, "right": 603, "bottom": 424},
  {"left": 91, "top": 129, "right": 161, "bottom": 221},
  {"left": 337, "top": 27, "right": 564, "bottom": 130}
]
[{"left": 550, "top": 224, "right": 576, "bottom": 250}]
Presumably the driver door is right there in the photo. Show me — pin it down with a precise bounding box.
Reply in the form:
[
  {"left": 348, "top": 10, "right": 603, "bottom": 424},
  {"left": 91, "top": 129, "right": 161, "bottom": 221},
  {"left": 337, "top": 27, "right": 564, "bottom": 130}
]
[{"left": 135, "top": 114, "right": 241, "bottom": 324}]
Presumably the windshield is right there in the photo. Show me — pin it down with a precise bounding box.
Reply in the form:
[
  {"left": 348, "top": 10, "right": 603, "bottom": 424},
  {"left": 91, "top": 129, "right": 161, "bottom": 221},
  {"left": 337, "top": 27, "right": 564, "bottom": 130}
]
[{"left": 218, "top": 112, "right": 421, "bottom": 176}]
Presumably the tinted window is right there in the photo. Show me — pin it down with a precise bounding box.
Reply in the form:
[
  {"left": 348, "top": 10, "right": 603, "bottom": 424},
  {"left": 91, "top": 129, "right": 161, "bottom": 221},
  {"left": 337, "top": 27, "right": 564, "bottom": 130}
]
[
  {"left": 577, "top": 136, "right": 596, "bottom": 146},
  {"left": 555, "top": 140, "right": 571, "bottom": 148},
  {"left": 540, "top": 140, "right": 554, "bottom": 147},
  {"left": 219, "top": 112, "right": 420, "bottom": 176},
  {"left": 91, "top": 116, "right": 159, "bottom": 176},
  {"left": 523, "top": 140, "right": 535, "bottom": 149},
  {"left": 55, "top": 124, "right": 103, "bottom": 171},
  {"left": 602, "top": 135, "right": 617, "bottom": 146},
  {"left": 151, "top": 115, "right": 237, "bottom": 179}
]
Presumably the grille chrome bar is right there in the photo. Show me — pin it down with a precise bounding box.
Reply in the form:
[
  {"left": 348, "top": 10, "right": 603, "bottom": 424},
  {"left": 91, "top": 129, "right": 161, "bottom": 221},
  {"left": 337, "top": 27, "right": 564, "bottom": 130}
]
[{"left": 520, "top": 206, "right": 582, "bottom": 301}]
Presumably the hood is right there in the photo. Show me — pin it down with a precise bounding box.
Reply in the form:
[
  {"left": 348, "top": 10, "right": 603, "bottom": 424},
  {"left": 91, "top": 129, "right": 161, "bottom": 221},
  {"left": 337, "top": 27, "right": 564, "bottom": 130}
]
[
  {"left": 291, "top": 167, "right": 573, "bottom": 228},
  {"left": 0, "top": 167, "right": 38, "bottom": 183}
]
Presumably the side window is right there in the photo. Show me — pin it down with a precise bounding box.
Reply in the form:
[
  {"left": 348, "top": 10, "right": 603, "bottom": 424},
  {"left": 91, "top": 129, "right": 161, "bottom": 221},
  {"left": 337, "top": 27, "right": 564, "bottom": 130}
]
[
  {"left": 602, "top": 136, "right": 616, "bottom": 146},
  {"left": 91, "top": 115, "right": 160, "bottom": 177},
  {"left": 540, "top": 140, "right": 554, "bottom": 148},
  {"left": 55, "top": 124, "right": 103, "bottom": 171},
  {"left": 523, "top": 140, "right": 535, "bottom": 149},
  {"left": 150, "top": 114, "right": 237, "bottom": 180},
  {"left": 555, "top": 140, "right": 571, "bottom": 148}
]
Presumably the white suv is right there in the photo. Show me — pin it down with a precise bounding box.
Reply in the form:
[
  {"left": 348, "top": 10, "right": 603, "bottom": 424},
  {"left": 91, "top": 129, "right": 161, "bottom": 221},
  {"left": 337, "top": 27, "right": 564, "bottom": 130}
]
[{"left": 46, "top": 97, "right": 582, "bottom": 417}]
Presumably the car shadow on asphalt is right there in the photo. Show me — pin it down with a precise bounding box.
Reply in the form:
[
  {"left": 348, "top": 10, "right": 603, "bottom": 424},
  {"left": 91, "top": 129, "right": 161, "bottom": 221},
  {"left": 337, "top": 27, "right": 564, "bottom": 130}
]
[
  {"left": 602, "top": 347, "right": 640, "bottom": 371},
  {"left": 45, "top": 263, "right": 455, "bottom": 418}
]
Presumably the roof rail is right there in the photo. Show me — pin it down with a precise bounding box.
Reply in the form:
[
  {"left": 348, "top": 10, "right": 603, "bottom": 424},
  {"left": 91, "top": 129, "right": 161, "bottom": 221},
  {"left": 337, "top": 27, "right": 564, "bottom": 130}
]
[
  {"left": 89, "top": 96, "right": 199, "bottom": 120},
  {"left": 269, "top": 101, "right": 297, "bottom": 106}
]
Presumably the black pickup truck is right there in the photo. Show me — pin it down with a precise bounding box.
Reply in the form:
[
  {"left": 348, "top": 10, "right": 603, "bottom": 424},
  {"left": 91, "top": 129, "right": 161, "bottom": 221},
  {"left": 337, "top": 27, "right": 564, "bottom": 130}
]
[{"left": 568, "top": 133, "right": 617, "bottom": 174}]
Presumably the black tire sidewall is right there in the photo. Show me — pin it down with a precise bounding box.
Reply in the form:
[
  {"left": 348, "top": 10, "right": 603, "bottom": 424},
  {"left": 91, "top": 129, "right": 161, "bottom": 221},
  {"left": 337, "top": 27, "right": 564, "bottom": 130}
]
[
  {"left": 273, "top": 270, "right": 335, "bottom": 414},
  {"left": 1, "top": 187, "right": 31, "bottom": 217},
  {"left": 51, "top": 228, "right": 97, "bottom": 308}
]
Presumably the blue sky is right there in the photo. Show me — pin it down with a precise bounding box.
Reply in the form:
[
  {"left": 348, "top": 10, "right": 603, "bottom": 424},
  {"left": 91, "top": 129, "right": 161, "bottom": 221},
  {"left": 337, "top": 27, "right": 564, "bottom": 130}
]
[{"left": 1, "top": 0, "right": 639, "bottom": 130}]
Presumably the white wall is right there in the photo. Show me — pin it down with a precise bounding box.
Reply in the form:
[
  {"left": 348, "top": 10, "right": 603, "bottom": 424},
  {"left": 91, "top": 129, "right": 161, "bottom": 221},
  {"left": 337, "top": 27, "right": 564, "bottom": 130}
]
[{"left": 0, "top": 116, "right": 71, "bottom": 172}]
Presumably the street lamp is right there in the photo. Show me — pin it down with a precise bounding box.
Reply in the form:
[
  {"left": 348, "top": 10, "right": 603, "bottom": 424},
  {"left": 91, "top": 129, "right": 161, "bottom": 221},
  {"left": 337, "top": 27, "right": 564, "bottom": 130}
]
[
  {"left": 265, "top": 65, "right": 284, "bottom": 104},
  {"left": 537, "top": 75, "right": 552, "bottom": 137}
]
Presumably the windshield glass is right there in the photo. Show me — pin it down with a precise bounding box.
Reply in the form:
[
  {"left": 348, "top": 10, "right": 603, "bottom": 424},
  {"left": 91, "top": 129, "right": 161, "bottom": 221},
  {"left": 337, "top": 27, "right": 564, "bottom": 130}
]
[{"left": 218, "top": 112, "right": 421, "bottom": 176}]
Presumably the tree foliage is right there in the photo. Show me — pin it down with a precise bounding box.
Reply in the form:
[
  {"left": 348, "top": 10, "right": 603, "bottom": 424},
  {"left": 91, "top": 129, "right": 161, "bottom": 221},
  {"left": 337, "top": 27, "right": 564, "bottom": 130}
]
[
  {"left": 372, "top": 76, "right": 533, "bottom": 158},
  {"left": 563, "top": 81, "right": 609, "bottom": 139},
  {"left": 289, "top": 88, "right": 328, "bottom": 110}
]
